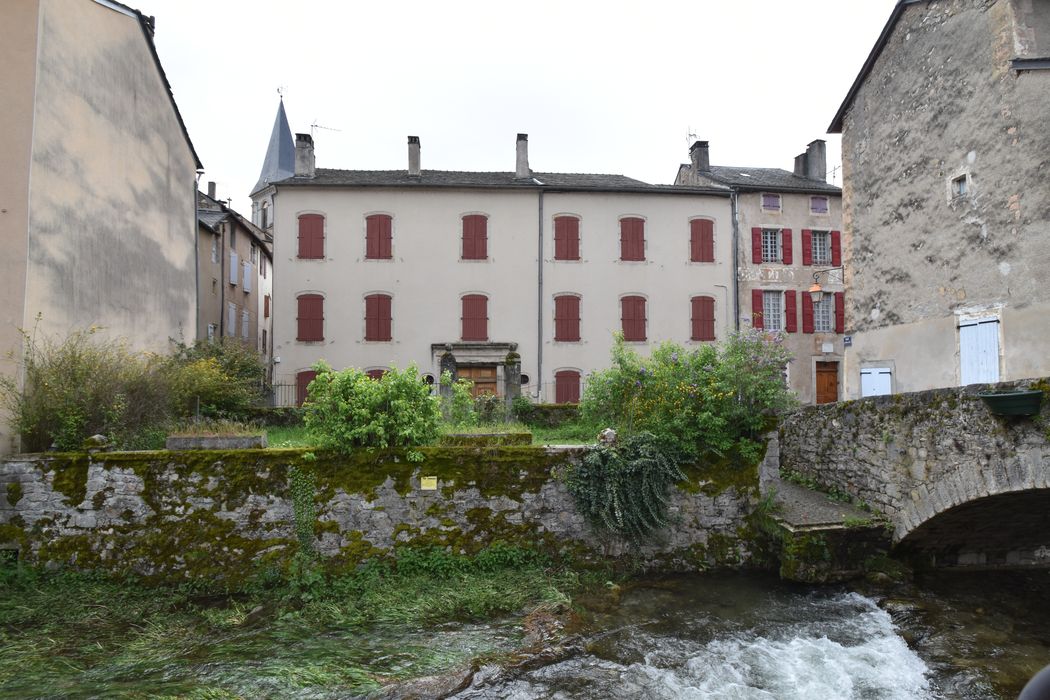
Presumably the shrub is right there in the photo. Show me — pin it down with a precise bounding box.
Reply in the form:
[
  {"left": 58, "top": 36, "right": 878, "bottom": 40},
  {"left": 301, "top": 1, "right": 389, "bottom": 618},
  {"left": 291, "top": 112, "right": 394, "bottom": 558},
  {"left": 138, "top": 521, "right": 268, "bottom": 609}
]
[
  {"left": 439, "top": 370, "right": 477, "bottom": 427},
  {"left": 165, "top": 339, "right": 266, "bottom": 420},
  {"left": 303, "top": 362, "right": 440, "bottom": 451}
]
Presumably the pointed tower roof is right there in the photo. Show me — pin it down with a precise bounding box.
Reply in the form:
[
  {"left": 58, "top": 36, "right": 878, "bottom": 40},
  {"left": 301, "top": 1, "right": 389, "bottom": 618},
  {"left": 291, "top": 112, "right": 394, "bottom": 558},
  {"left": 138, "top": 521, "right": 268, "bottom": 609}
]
[{"left": 252, "top": 99, "right": 295, "bottom": 195}]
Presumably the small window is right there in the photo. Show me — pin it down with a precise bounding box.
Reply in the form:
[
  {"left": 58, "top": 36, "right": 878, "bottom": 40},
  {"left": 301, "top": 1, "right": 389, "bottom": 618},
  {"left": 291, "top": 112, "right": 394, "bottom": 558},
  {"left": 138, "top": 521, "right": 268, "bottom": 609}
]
[
  {"left": 555, "top": 370, "right": 581, "bottom": 404},
  {"left": 296, "top": 370, "right": 317, "bottom": 406},
  {"left": 211, "top": 236, "right": 219, "bottom": 264},
  {"left": 241, "top": 310, "right": 250, "bottom": 339},
  {"left": 951, "top": 175, "right": 968, "bottom": 198},
  {"left": 261, "top": 258, "right": 267, "bottom": 279},
  {"left": 520, "top": 374, "right": 531, "bottom": 385},
  {"left": 242, "top": 261, "right": 253, "bottom": 293},
  {"left": 365, "top": 294, "right": 392, "bottom": 341},
  {"left": 620, "top": 218, "right": 645, "bottom": 261},
  {"left": 297, "top": 294, "right": 324, "bottom": 341},
  {"left": 554, "top": 216, "right": 580, "bottom": 261},
  {"left": 762, "top": 291, "right": 783, "bottom": 332},
  {"left": 761, "top": 193, "right": 782, "bottom": 212},
  {"left": 621, "top": 295, "right": 647, "bottom": 341},
  {"left": 264, "top": 294, "right": 270, "bottom": 319},
  {"left": 762, "top": 229, "right": 782, "bottom": 263},
  {"left": 810, "top": 196, "right": 830, "bottom": 215},
  {"left": 554, "top": 295, "right": 581, "bottom": 342},
  {"left": 690, "top": 296, "right": 716, "bottom": 341},
  {"left": 462, "top": 215, "right": 488, "bottom": 260},
  {"left": 298, "top": 214, "right": 325, "bottom": 259},
  {"left": 260, "top": 201, "right": 270, "bottom": 229},
  {"left": 207, "top": 323, "right": 216, "bottom": 341},
  {"left": 229, "top": 226, "right": 237, "bottom": 249},
  {"left": 365, "top": 368, "right": 387, "bottom": 381},
  {"left": 462, "top": 294, "right": 488, "bottom": 341},
  {"left": 812, "top": 231, "right": 831, "bottom": 265},
  {"left": 229, "top": 250, "right": 239, "bottom": 285},
  {"left": 261, "top": 329, "right": 267, "bottom": 355},
  {"left": 250, "top": 243, "right": 258, "bottom": 263},
  {"left": 813, "top": 296, "right": 834, "bottom": 333},
  {"left": 366, "top": 214, "right": 393, "bottom": 259},
  {"left": 422, "top": 373, "right": 436, "bottom": 386},
  {"left": 690, "top": 219, "right": 715, "bottom": 263},
  {"left": 227, "top": 302, "right": 237, "bottom": 336}
]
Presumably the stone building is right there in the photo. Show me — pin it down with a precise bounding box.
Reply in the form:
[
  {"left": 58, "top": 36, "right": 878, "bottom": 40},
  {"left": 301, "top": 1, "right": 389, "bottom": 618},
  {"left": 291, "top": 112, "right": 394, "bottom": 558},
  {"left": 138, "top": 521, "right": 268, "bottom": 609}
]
[
  {"left": 0, "top": 0, "right": 201, "bottom": 454},
  {"left": 830, "top": 0, "right": 1050, "bottom": 397},
  {"left": 676, "top": 141, "right": 844, "bottom": 404},
  {"left": 252, "top": 106, "right": 734, "bottom": 405},
  {"left": 197, "top": 185, "right": 273, "bottom": 366}
]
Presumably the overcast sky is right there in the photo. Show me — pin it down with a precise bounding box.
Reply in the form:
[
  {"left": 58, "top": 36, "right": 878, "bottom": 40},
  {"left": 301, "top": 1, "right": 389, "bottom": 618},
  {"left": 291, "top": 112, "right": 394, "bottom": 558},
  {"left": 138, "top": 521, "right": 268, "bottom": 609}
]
[{"left": 132, "top": 0, "right": 898, "bottom": 212}]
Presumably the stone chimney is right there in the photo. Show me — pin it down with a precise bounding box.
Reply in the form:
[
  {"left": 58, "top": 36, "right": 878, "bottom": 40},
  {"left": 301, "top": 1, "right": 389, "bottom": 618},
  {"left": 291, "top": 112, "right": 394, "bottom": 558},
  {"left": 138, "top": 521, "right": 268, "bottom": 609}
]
[
  {"left": 793, "top": 153, "right": 807, "bottom": 178},
  {"left": 294, "top": 132, "right": 315, "bottom": 178},
  {"left": 515, "top": 133, "right": 530, "bottom": 179},
  {"left": 689, "top": 140, "right": 710, "bottom": 172},
  {"left": 207, "top": 181, "right": 216, "bottom": 199},
  {"left": 407, "top": 136, "right": 421, "bottom": 177},
  {"left": 805, "top": 139, "right": 826, "bottom": 182}
]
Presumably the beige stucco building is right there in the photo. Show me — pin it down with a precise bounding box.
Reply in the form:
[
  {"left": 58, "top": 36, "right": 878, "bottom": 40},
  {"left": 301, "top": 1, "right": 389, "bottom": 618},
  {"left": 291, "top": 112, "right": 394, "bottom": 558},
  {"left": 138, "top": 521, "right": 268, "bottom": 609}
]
[
  {"left": 831, "top": 0, "right": 1050, "bottom": 398},
  {"left": 253, "top": 119, "right": 734, "bottom": 405},
  {"left": 676, "top": 141, "right": 845, "bottom": 404},
  {"left": 0, "top": 0, "right": 201, "bottom": 454}
]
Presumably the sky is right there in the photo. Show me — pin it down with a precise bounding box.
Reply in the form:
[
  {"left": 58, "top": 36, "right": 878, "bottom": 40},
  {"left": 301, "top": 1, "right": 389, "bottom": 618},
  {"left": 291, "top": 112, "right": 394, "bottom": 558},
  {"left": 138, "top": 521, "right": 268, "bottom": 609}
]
[{"left": 132, "top": 0, "right": 899, "bottom": 213}]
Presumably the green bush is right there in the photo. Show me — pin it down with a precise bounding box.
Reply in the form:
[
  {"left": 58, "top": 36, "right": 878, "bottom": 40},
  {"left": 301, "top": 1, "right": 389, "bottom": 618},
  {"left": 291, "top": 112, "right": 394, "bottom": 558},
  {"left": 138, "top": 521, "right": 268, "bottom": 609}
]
[
  {"left": 303, "top": 362, "right": 440, "bottom": 451},
  {"left": 580, "top": 330, "right": 796, "bottom": 463},
  {"left": 439, "top": 370, "right": 477, "bottom": 427},
  {"left": 165, "top": 339, "right": 266, "bottom": 419}
]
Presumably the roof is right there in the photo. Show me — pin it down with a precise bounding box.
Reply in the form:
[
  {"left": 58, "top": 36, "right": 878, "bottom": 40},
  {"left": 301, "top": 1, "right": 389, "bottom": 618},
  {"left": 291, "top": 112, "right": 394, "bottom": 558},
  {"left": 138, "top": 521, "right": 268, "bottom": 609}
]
[
  {"left": 273, "top": 169, "right": 730, "bottom": 196},
  {"left": 252, "top": 100, "right": 296, "bottom": 195},
  {"left": 197, "top": 191, "right": 273, "bottom": 255},
  {"left": 197, "top": 210, "right": 227, "bottom": 232},
  {"left": 696, "top": 166, "right": 841, "bottom": 195},
  {"left": 829, "top": 0, "right": 924, "bottom": 134}
]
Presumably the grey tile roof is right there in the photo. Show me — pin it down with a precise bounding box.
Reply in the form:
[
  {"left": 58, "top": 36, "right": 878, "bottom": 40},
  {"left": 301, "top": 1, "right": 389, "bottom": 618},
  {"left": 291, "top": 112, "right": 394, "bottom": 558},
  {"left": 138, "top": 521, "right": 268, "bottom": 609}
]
[
  {"left": 701, "top": 166, "right": 841, "bottom": 194},
  {"left": 252, "top": 100, "right": 296, "bottom": 195},
  {"left": 198, "top": 210, "right": 227, "bottom": 231},
  {"left": 275, "top": 169, "right": 728, "bottom": 195}
]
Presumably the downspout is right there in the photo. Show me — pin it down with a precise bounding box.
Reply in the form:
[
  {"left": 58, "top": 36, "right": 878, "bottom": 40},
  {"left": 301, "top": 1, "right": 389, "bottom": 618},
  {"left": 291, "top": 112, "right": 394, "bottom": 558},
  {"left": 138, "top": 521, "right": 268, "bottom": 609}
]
[
  {"left": 194, "top": 171, "right": 202, "bottom": 340},
  {"left": 730, "top": 189, "right": 740, "bottom": 330},
  {"left": 535, "top": 189, "right": 544, "bottom": 400},
  {"left": 219, "top": 220, "right": 227, "bottom": 337}
]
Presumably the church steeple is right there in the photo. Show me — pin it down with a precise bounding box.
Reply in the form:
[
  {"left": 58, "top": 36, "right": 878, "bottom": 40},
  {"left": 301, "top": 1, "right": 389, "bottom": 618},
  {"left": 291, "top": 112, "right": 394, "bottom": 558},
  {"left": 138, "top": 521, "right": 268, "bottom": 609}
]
[{"left": 252, "top": 98, "right": 295, "bottom": 195}]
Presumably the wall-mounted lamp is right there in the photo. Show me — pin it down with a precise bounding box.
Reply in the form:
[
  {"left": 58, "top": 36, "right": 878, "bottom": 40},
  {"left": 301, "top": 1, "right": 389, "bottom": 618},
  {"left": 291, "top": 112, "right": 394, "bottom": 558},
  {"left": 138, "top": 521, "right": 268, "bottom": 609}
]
[{"left": 808, "top": 266, "right": 844, "bottom": 304}]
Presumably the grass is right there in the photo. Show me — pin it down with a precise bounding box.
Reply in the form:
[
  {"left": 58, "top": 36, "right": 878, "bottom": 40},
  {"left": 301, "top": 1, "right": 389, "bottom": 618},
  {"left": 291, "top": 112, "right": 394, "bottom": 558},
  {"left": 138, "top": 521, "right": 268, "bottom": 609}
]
[{"left": 267, "top": 421, "right": 596, "bottom": 449}]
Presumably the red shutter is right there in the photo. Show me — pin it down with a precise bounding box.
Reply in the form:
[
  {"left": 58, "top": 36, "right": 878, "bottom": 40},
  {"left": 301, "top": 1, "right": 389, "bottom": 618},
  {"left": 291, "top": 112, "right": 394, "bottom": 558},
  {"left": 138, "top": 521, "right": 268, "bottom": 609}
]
[
  {"left": 831, "top": 230, "right": 842, "bottom": 267},
  {"left": 834, "top": 292, "right": 845, "bottom": 333},
  {"left": 298, "top": 214, "right": 324, "bottom": 259},
  {"left": 366, "top": 216, "right": 378, "bottom": 258},
  {"left": 555, "top": 370, "right": 581, "bottom": 404},
  {"left": 689, "top": 221, "right": 701, "bottom": 262},
  {"left": 781, "top": 229, "right": 793, "bottom": 265},
  {"left": 366, "top": 215, "right": 393, "bottom": 259},
  {"left": 554, "top": 295, "right": 580, "bottom": 341},
  {"left": 752, "top": 228, "right": 762, "bottom": 264},
  {"left": 785, "top": 290, "right": 797, "bottom": 333},
  {"left": 463, "top": 215, "right": 488, "bottom": 260},
  {"left": 751, "top": 289, "right": 764, "bottom": 329},
  {"left": 296, "top": 294, "right": 324, "bottom": 341},
  {"left": 690, "top": 220, "right": 714, "bottom": 263},
  {"left": 802, "top": 229, "right": 813, "bottom": 266},
  {"left": 621, "top": 296, "right": 646, "bottom": 340},
  {"left": 462, "top": 294, "right": 488, "bottom": 340},
  {"left": 691, "top": 296, "right": 715, "bottom": 341},
  {"left": 554, "top": 217, "right": 565, "bottom": 259},
  {"left": 365, "top": 294, "right": 392, "bottom": 341},
  {"left": 264, "top": 294, "right": 270, "bottom": 319},
  {"left": 802, "top": 292, "right": 814, "bottom": 334},
  {"left": 554, "top": 217, "right": 580, "bottom": 260},
  {"left": 296, "top": 370, "right": 317, "bottom": 407},
  {"left": 621, "top": 218, "right": 644, "bottom": 261},
  {"left": 366, "top": 369, "right": 387, "bottom": 381}
]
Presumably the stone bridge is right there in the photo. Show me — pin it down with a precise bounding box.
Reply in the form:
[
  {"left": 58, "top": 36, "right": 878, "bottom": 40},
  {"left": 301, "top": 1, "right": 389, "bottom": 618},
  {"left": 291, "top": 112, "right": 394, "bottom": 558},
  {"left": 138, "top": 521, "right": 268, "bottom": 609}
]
[{"left": 779, "top": 379, "right": 1050, "bottom": 569}]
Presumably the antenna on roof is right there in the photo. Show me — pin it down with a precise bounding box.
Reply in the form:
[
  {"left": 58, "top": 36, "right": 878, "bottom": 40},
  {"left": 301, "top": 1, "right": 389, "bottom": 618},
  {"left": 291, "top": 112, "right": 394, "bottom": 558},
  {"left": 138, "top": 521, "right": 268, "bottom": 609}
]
[
  {"left": 828, "top": 164, "right": 841, "bottom": 186},
  {"left": 311, "top": 120, "right": 342, "bottom": 138},
  {"left": 686, "top": 128, "right": 698, "bottom": 148}
]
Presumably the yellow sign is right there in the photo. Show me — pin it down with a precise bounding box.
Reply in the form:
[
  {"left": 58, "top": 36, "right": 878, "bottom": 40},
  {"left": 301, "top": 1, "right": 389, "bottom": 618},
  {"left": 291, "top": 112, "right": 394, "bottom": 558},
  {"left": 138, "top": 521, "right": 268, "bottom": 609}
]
[{"left": 421, "top": 476, "right": 438, "bottom": 491}]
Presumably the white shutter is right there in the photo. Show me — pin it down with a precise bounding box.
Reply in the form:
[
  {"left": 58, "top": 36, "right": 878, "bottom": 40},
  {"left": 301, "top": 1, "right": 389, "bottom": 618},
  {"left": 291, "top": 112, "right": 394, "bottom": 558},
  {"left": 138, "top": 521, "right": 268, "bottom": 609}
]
[
  {"left": 241, "top": 311, "right": 250, "bottom": 339},
  {"left": 230, "top": 251, "right": 239, "bottom": 286},
  {"left": 227, "top": 303, "right": 236, "bottom": 335},
  {"left": 960, "top": 318, "right": 1000, "bottom": 385},
  {"left": 860, "top": 368, "right": 892, "bottom": 397},
  {"left": 242, "top": 262, "right": 252, "bottom": 293}
]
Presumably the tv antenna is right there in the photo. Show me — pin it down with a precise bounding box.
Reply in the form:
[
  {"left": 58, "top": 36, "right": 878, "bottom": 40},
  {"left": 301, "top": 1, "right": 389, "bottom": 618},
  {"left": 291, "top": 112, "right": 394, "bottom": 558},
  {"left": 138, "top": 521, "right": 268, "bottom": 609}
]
[
  {"left": 686, "top": 128, "right": 699, "bottom": 148},
  {"left": 311, "top": 119, "right": 342, "bottom": 138}
]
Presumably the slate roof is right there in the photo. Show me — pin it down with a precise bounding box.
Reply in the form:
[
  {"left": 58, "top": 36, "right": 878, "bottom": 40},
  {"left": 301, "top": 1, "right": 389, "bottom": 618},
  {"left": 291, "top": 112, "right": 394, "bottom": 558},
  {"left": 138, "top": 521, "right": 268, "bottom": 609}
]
[
  {"left": 197, "top": 210, "right": 227, "bottom": 232},
  {"left": 697, "top": 166, "right": 841, "bottom": 195},
  {"left": 252, "top": 100, "right": 296, "bottom": 195},
  {"left": 274, "top": 169, "right": 728, "bottom": 196},
  {"left": 197, "top": 192, "right": 273, "bottom": 252}
]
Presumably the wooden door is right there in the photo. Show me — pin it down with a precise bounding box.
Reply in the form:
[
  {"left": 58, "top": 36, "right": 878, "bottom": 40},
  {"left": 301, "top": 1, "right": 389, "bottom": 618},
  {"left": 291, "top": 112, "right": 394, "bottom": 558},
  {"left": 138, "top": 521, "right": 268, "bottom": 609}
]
[
  {"left": 815, "top": 361, "right": 839, "bottom": 404},
  {"left": 459, "top": 365, "right": 499, "bottom": 398}
]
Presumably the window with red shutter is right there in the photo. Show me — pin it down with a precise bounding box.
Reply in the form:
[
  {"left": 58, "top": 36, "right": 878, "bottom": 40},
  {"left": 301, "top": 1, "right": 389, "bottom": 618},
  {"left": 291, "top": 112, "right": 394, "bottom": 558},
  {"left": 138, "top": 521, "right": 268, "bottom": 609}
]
[
  {"left": 554, "top": 295, "right": 581, "bottom": 341},
  {"left": 461, "top": 294, "right": 488, "bottom": 340},
  {"left": 297, "top": 214, "right": 325, "bottom": 259},
  {"left": 831, "top": 230, "right": 842, "bottom": 267},
  {"left": 781, "top": 229, "right": 793, "bottom": 265},
  {"left": 802, "top": 230, "right": 813, "bottom": 266},
  {"left": 365, "top": 294, "right": 392, "bottom": 341},
  {"left": 752, "top": 228, "right": 763, "bottom": 264},
  {"left": 554, "top": 216, "right": 580, "bottom": 260},
  {"left": 751, "top": 289, "right": 764, "bottom": 329},
  {"left": 621, "top": 295, "right": 646, "bottom": 341},
  {"left": 620, "top": 218, "right": 645, "bottom": 261},
  {"left": 366, "top": 214, "right": 393, "bottom": 259},
  {"left": 365, "top": 368, "right": 387, "bottom": 381},
  {"left": 834, "top": 291, "right": 845, "bottom": 333},
  {"left": 555, "top": 370, "right": 581, "bottom": 404},
  {"left": 462, "top": 215, "right": 488, "bottom": 260},
  {"left": 296, "top": 294, "right": 324, "bottom": 341},
  {"left": 785, "top": 290, "right": 798, "bottom": 333},
  {"left": 802, "top": 293, "right": 815, "bottom": 334},
  {"left": 296, "top": 370, "right": 317, "bottom": 407},
  {"left": 690, "top": 220, "right": 715, "bottom": 263},
  {"left": 691, "top": 296, "right": 716, "bottom": 341}
]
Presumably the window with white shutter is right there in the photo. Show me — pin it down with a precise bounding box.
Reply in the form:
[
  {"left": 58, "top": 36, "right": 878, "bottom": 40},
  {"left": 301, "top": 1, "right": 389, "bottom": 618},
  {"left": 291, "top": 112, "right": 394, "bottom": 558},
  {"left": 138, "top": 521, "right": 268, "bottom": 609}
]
[
  {"left": 230, "top": 251, "right": 239, "bottom": 286},
  {"left": 243, "top": 261, "right": 252, "bottom": 293}
]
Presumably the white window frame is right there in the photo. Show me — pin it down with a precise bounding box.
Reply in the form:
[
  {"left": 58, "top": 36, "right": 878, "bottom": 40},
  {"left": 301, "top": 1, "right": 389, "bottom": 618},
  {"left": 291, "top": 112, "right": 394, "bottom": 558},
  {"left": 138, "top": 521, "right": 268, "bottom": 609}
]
[
  {"left": 814, "top": 295, "right": 834, "bottom": 333},
  {"left": 762, "top": 228, "right": 782, "bottom": 263},
  {"left": 763, "top": 290, "right": 784, "bottom": 332},
  {"left": 811, "top": 229, "right": 832, "bottom": 265}
]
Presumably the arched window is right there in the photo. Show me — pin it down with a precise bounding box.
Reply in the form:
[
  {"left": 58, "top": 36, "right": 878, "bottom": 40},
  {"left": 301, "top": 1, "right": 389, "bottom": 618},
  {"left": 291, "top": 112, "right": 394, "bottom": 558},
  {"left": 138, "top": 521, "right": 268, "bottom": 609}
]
[
  {"left": 690, "top": 219, "right": 714, "bottom": 262},
  {"left": 462, "top": 215, "right": 488, "bottom": 260},
  {"left": 620, "top": 295, "right": 646, "bottom": 341},
  {"left": 691, "top": 296, "right": 716, "bottom": 341},
  {"left": 297, "top": 214, "right": 325, "bottom": 259},
  {"left": 365, "top": 368, "right": 387, "bottom": 380},
  {"left": 296, "top": 294, "right": 324, "bottom": 341},
  {"left": 462, "top": 294, "right": 488, "bottom": 340},
  {"left": 554, "top": 216, "right": 580, "bottom": 260},
  {"left": 364, "top": 294, "right": 392, "bottom": 341},
  {"left": 619, "top": 217, "right": 645, "bottom": 261},
  {"left": 554, "top": 295, "right": 581, "bottom": 341},
  {"left": 555, "top": 370, "right": 581, "bottom": 404},
  {"left": 366, "top": 214, "right": 393, "bottom": 259}
]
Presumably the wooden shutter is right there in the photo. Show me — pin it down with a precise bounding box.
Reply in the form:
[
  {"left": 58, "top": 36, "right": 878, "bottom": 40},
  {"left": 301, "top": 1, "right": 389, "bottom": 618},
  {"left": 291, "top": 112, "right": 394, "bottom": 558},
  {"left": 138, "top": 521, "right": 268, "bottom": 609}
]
[
  {"left": 366, "top": 368, "right": 387, "bottom": 381},
  {"left": 802, "top": 229, "right": 813, "bottom": 266},
  {"left": 462, "top": 294, "right": 488, "bottom": 340},
  {"left": 366, "top": 215, "right": 393, "bottom": 259},
  {"left": 620, "top": 218, "right": 644, "bottom": 261},
  {"left": 296, "top": 294, "right": 324, "bottom": 341},
  {"left": 751, "top": 289, "right": 764, "bottom": 329},
  {"left": 834, "top": 292, "right": 845, "bottom": 333},
  {"left": 264, "top": 294, "right": 270, "bottom": 319},
  {"left": 365, "top": 294, "right": 391, "bottom": 341},
  {"left": 751, "top": 228, "right": 762, "bottom": 264},
  {"left": 802, "top": 292, "right": 815, "bottom": 334},
  {"left": 296, "top": 370, "right": 317, "bottom": 407},
  {"left": 554, "top": 216, "right": 580, "bottom": 260},
  {"left": 691, "top": 296, "right": 715, "bottom": 341},
  {"left": 785, "top": 290, "right": 797, "bottom": 333},
  {"left": 462, "top": 215, "right": 487, "bottom": 260},
  {"left": 831, "top": 230, "right": 842, "bottom": 267},
  {"left": 781, "top": 229, "right": 793, "bottom": 265},
  {"left": 621, "top": 296, "right": 646, "bottom": 341},
  {"left": 555, "top": 370, "right": 581, "bottom": 404},
  {"left": 691, "top": 220, "right": 714, "bottom": 263},
  {"left": 298, "top": 214, "right": 324, "bottom": 259},
  {"left": 554, "top": 295, "right": 580, "bottom": 341}
]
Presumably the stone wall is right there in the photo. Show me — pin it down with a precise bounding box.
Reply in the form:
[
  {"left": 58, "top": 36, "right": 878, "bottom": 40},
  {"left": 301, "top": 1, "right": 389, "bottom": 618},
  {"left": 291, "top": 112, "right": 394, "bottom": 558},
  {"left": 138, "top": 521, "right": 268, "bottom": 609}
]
[
  {"left": 780, "top": 378, "right": 1050, "bottom": 567},
  {"left": 0, "top": 446, "right": 760, "bottom": 583}
]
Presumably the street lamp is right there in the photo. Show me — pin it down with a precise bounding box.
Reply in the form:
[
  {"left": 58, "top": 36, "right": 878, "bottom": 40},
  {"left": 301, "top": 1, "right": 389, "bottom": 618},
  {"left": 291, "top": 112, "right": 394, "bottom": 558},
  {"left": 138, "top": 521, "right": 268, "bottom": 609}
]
[{"left": 808, "top": 266, "right": 844, "bottom": 304}]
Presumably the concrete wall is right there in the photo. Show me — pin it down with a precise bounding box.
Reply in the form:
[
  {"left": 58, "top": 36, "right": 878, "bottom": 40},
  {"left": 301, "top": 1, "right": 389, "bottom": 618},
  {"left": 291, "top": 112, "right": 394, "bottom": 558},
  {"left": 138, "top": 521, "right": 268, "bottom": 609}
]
[
  {"left": 840, "top": 0, "right": 1050, "bottom": 398},
  {"left": 269, "top": 186, "right": 732, "bottom": 401},
  {"left": 0, "top": 447, "right": 758, "bottom": 582}
]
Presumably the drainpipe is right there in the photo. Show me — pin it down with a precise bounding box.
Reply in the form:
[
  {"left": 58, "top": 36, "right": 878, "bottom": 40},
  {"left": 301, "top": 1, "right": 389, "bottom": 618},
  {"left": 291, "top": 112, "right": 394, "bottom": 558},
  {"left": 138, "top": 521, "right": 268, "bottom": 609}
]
[
  {"left": 194, "top": 171, "right": 202, "bottom": 340},
  {"left": 730, "top": 190, "right": 740, "bottom": 330},
  {"left": 219, "top": 220, "right": 227, "bottom": 337},
  {"left": 535, "top": 189, "right": 545, "bottom": 400},
  {"left": 714, "top": 284, "right": 731, "bottom": 337}
]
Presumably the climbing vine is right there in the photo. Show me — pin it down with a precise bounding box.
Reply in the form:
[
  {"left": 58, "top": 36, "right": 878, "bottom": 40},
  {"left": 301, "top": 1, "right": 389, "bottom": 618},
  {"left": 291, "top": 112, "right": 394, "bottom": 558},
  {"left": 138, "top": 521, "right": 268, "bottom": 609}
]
[{"left": 288, "top": 464, "right": 317, "bottom": 558}]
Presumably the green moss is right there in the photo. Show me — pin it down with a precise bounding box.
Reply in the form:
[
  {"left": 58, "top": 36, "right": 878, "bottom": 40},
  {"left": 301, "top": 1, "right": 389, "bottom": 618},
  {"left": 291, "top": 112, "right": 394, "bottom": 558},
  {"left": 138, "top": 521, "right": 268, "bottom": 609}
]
[
  {"left": 47, "top": 458, "right": 90, "bottom": 506},
  {"left": 779, "top": 531, "right": 832, "bottom": 582},
  {"left": 678, "top": 446, "right": 762, "bottom": 497},
  {"left": 333, "top": 531, "right": 386, "bottom": 567},
  {"left": 6, "top": 482, "right": 22, "bottom": 507},
  {"left": 438, "top": 433, "right": 532, "bottom": 447}
]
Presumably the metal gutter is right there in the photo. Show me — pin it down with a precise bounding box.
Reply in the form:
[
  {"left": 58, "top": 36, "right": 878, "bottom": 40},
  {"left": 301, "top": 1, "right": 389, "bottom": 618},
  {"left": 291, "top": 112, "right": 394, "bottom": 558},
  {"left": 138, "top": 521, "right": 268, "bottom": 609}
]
[{"left": 535, "top": 190, "right": 544, "bottom": 400}]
